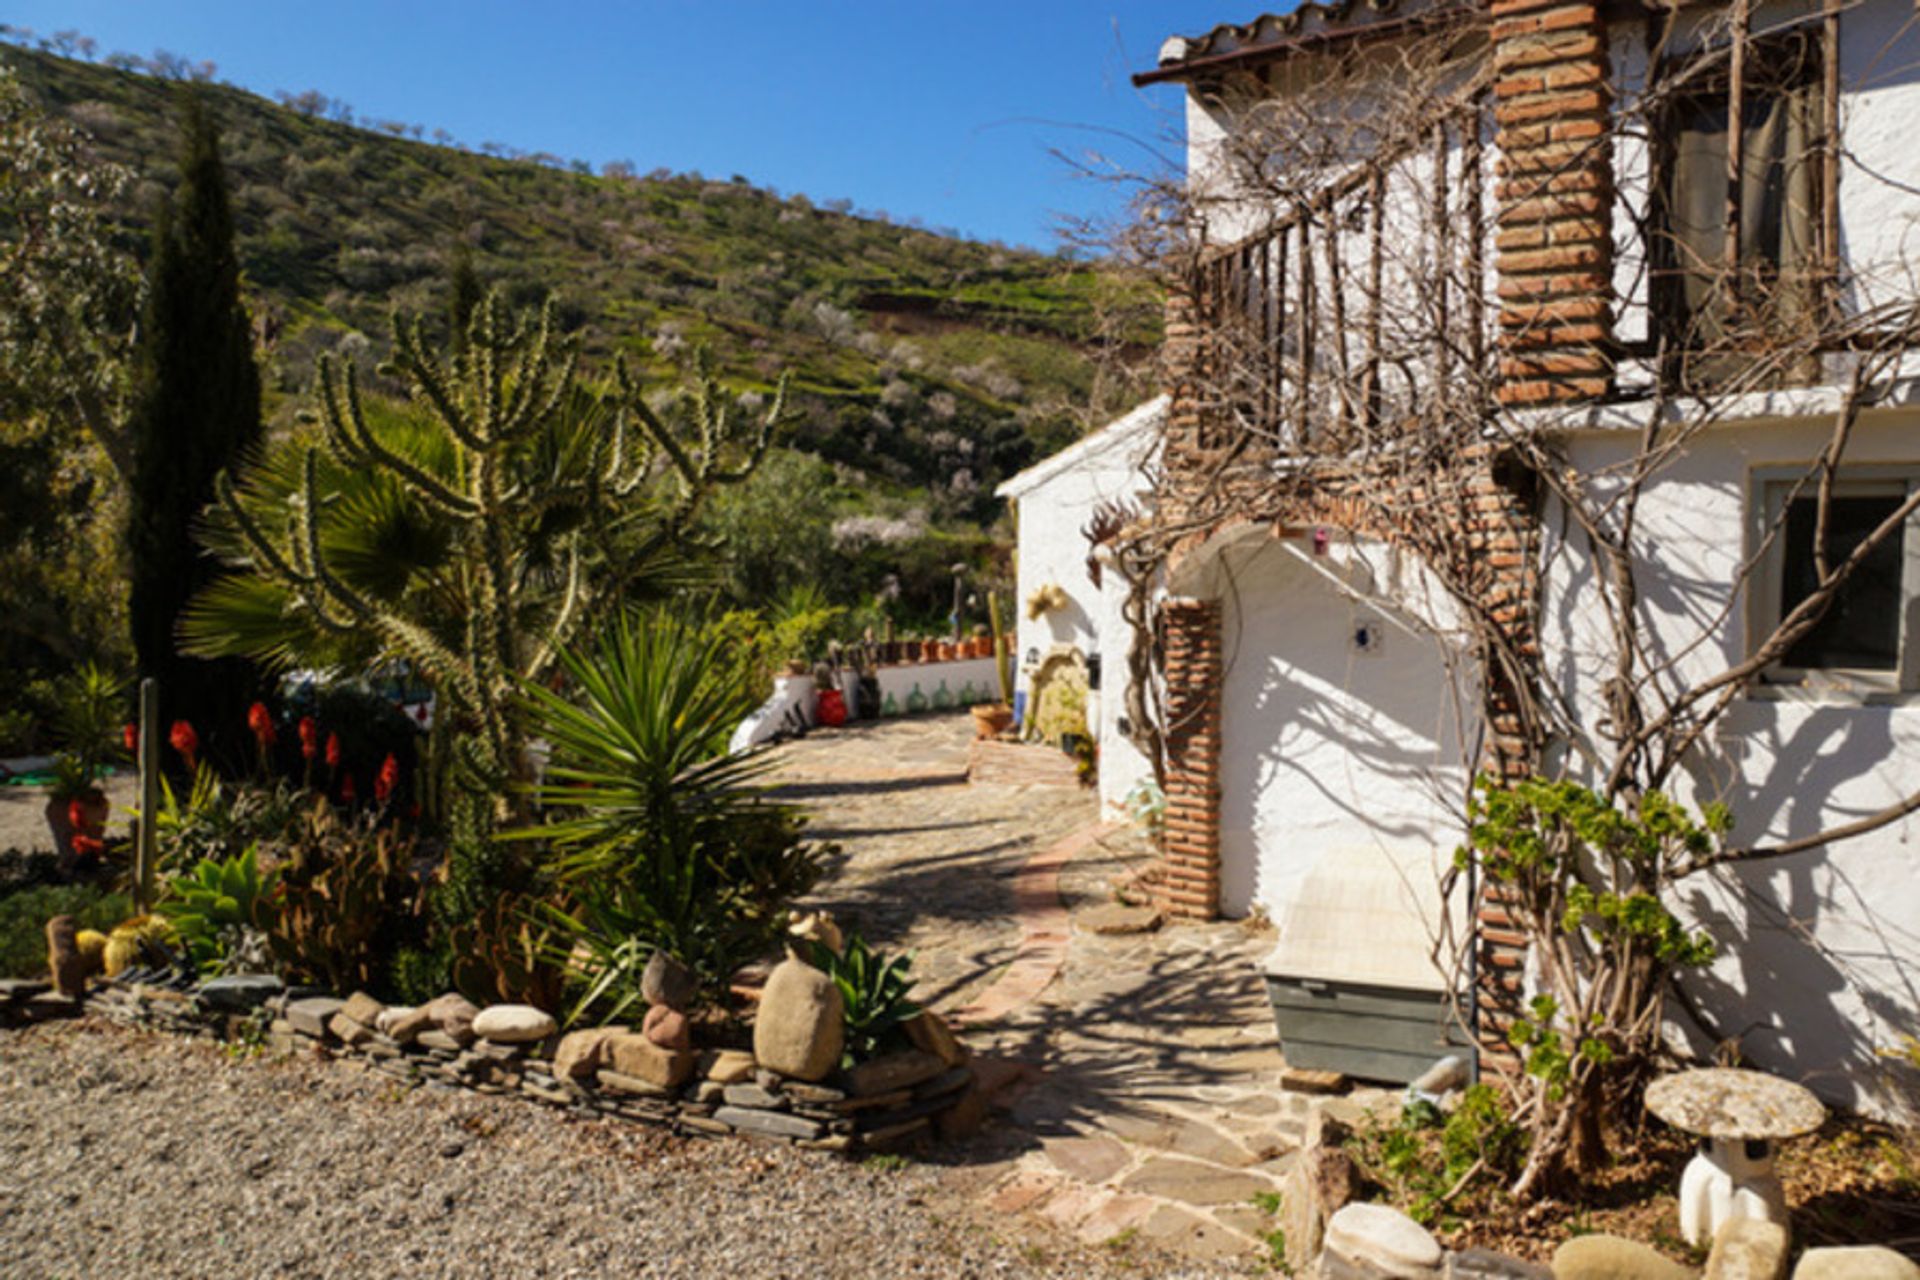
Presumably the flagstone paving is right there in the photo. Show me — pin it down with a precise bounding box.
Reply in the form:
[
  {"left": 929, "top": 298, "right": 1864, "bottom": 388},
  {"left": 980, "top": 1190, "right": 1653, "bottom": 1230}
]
[{"left": 767, "top": 713, "right": 1397, "bottom": 1270}]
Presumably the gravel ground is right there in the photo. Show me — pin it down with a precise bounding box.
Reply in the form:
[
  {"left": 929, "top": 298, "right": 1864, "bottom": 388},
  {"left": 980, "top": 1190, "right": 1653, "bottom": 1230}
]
[{"left": 0, "top": 1019, "right": 1240, "bottom": 1280}]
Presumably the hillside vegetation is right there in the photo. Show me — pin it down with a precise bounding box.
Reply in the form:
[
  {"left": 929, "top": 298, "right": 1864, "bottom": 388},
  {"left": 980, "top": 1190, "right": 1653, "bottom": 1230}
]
[{"left": 4, "top": 45, "right": 1159, "bottom": 563}]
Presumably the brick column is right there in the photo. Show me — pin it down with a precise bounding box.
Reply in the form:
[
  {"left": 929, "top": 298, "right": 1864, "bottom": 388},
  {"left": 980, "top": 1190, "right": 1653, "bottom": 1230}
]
[
  {"left": 1160, "top": 597, "right": 1223, "bottom": 920},
  {"left": 1492, "top": 0, "right": 1614, "bottom": 406}
]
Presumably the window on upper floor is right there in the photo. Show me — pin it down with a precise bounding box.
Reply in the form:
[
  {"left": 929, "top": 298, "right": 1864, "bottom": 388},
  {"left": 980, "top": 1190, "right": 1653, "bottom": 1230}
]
[
  {"left": 1653, "top": 33, "right": 1828, "bottom": 392},
  {"left": 1752, "top": 470, "right": 1920, "bottom": 692}
]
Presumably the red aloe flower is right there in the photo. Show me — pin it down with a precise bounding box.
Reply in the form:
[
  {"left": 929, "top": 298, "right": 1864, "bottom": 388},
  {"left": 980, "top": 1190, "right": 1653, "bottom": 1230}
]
[
  {"left": 123, "top": 723, "right": 138, "bottom": 754},
  {"left": 247, "top": 701, "right": 276, "bottom": 748},
  {"left": 70, "top": 834, "right": 105, "bottom": 859},
  {"left": 325, "top": 732, "right": 342, "bottom": 771},
  {"left": 169, "top": 720, "right": 198, "bottom": 771},
  {"left": 67, "top": 799, "right": 87, "bottom": 832},
  {"left": 374, "top": 753, "right": 400, "bottom": 805},
  {"left": 339, "top": 773, "right": 357, "bottom": 805},
  {"left": 298, "top": 717, "right": 319, "bottom": 761}
]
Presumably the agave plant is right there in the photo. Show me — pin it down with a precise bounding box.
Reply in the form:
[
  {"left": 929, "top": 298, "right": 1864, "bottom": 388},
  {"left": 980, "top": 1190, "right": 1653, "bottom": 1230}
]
[
  {"left": 810, "top": 931, "right": 921, "bottom": 1067},
  {"left": 157, "top": 843, "right": 280, "bottom": 974}
]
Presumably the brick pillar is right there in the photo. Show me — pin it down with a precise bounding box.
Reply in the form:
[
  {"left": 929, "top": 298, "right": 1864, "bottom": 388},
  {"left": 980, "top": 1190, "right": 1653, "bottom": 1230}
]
[
  {"left": 1158, "top": 278, "right": 1210, "bottom": 524},
  {"left": 1492, "top": 0, "right": 1614, "bottom": 406},
  {"left": 1160, "top": 597, "right": 1223, "bottom": 920}
]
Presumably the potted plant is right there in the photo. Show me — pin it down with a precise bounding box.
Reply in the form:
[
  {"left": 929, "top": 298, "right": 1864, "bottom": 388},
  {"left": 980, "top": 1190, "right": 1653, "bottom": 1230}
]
[
  {"left": 970, "top": 596, "right": 1016, "bottom": 739},
  {"left": 43, "top": 663, "right": 127, "bottom": 874}
]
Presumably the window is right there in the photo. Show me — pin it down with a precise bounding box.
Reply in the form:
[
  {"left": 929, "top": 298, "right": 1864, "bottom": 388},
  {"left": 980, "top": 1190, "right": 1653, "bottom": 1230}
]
[
  {"left": 1752, "top": 470, "right": 1920, "bottom": 692},
  {"left": 1653, "top": 33, "right": 1828, "bottom": 390}
]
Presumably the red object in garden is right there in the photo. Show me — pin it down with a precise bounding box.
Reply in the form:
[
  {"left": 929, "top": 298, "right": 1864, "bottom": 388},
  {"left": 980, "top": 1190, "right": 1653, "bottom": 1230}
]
[
  {"left": 340, "top": 773, "right": 357, "bottom": 805},
  {"left": 816, "top": 687, "right": 847, "bottom": 727},
  {"left": 325, "top": 732, "right": 342, "bottom": 770},
  {"left": 67, "top": 798, "right": 87, "bottom": 832},
  {"left": 70, "top": 834, "right": 104, "bottom": 859},
  {"left": 247, "top": 701, "right": 276, "bottom": 748},
  {"left": 122, "top": 723, "right": 138, "bottom": 754},
  {"left": 169, "top": 720, "right": 198, "bottom": 771},
  {"left": 374, "top": 753, "right": 399, "bottom": 805},
  {"left": 298, "top": 717, "right": 319, "bottom": 760}
]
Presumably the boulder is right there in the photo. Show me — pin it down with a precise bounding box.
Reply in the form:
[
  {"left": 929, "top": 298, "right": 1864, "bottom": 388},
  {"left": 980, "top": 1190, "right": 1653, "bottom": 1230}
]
[
  {"left": 704, "top": 1049, "right": 756, "bottom": 1083},
  {"left": 339, "top": 991, "right": 385, "bottom": 1029},
  {"left": 45, "top": 915, "right": 87, "bottom": 999},
  {"left": 285, "top": 996, "right": 345, "bottom": 1038},
  {"left": 1552, "top": 1234, "right": 1695, "bottom": 1280},
  {"left": 416, "top": 1029, "right": 464, "bottom": 1052},
  {"left": 642, "top": 1004, "right": 692, "bottom": 1051},
  {"left": 608, "top": 1033, "right": 695, "bottom": 1088},
  {"left": 196, "top": 974, "right": 284, "bottom": 1011},
  {"left": 1792, "top": 1249, "right": 1920, "bottom": 1280},
  {"left": 1323, "top": 1203, "right": 1444, "bottom": 1278},
  {"left": 471, "top": 1004, "right": 557, "bottom": 1044},
  {"left": 934, "top": 1082, "right": 989, "bottom": 1141},
  {"left": 424, "top": 993, "right": 479, "bottom": 1042},
  {"left": 844, "top": 1049, "right": 946, "bottom": 1098},
  {"left": 903, "top": 1009, "right": 970, "bottom": 1068},
  {"left": 1706, "top": 1220, "right": 1789, "bottom": 1280},
  {"left": 328, "top": 1012, "right": 374, "bottom": 1047},
  {"left": 1448, "top": 1249, "right": 1555, "bottom": 1280},
  {"left": 377, "top": 1005, "right": 428, "bottom": 1042},
  {"left": 752, "top": 954, "right": 844, "bottom": 1082},
  {"left": 640, "top": 951, "right": 698, "bottom": 1010},
  {"left": 553, "top": 1026, "right": 627, "bottom": 1081}
]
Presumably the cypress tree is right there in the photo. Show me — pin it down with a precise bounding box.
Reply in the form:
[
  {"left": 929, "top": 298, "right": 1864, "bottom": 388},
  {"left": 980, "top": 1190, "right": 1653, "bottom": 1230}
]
[{"left": 126, "top": 90, "right": 263, "bottom": 761}]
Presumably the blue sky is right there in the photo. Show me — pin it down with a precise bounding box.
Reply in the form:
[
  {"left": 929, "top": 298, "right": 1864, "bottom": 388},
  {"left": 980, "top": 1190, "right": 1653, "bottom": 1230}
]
[{"left": 5, "top": 2, "right": 1239, "bottom": 250}]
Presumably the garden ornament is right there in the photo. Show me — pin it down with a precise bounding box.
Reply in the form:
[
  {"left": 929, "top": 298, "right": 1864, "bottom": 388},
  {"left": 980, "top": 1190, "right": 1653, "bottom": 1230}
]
[{"left": 1644, "top": 1067, "right": 1824, "bottom": 1246}]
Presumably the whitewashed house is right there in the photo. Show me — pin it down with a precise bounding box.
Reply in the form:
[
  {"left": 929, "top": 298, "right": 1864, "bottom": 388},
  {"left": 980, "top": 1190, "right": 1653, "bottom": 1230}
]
[{"left": 1115, "top": 0, "right": 1920, "bottom": 1106}]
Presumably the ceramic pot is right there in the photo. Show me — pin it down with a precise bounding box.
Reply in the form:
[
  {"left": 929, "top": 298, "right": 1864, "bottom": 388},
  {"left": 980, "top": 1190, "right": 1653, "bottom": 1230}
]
[{"left": 970, "top": 703, "right": 1014, "bottom": 740}]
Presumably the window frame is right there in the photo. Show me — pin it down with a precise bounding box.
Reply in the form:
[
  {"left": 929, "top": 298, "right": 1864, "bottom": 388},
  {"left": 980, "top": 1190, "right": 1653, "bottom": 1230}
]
[{"left": 1747, "top": 464, "right": 1920, "bottom": 694}]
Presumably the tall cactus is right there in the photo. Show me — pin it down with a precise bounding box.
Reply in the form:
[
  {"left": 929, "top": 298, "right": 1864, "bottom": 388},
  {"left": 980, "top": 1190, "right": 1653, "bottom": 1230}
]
[{"left": 200, "top": 291, "right": 785, "bottom": 826}]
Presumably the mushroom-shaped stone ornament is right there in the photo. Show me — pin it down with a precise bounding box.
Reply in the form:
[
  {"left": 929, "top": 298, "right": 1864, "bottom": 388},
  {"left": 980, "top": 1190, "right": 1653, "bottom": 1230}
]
[{"left": 1644, "top": 1067, "right": 1824, "bottom": 1247}]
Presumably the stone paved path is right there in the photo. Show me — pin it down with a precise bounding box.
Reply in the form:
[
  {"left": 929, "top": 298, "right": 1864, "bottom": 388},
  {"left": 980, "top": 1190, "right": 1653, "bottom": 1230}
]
[{"left": 768, "top": 713, "right": 1394, "bottom": 1270}]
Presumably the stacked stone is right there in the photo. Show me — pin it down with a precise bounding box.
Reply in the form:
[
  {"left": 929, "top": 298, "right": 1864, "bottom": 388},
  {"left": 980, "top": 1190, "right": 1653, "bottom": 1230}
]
[
  {"left": 0, "top": 978, "right": 83, "bottom": 1028},
  {"left": 1160, "top": 597, "right": 1224, "bottom": 920},
  {"left": 1490, "top": 0, "right": 1615, "bottom": 407}
]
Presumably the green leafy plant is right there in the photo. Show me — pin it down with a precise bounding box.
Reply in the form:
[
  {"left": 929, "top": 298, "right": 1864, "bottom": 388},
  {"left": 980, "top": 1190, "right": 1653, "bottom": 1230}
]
[
  {"left": 1349, "top": 1083, "right": 1524, "bottom": 1227},
  {"left": 157, "top": 843, "right": 279, "bottom": 974},
  {"left": 810, "top": 931, "right": 921, "bottom": 1066}
]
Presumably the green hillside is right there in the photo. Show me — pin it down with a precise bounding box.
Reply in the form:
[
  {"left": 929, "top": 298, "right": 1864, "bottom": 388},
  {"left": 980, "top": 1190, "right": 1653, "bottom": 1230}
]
[{"left": 4, "top": 45, "right": 1159, "bottom": 524}]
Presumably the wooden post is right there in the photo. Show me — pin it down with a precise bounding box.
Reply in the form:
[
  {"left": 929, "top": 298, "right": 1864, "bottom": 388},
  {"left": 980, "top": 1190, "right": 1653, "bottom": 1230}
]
[{"left": 135, "top": 677, "right": 158, "bottom": 913}]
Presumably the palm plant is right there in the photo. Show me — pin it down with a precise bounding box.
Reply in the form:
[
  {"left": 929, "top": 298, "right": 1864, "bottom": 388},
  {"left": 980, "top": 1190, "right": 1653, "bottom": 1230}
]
[{"left": 515, "top": 608, "right": 826, "bottom": 1016}]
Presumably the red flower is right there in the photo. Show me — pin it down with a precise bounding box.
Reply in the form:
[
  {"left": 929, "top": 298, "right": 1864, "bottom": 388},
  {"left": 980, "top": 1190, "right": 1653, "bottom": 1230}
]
[
  {"left": 67, "top": 799, "right": 87, "bottom": 831},
  {"left": 168, "top": 720, "right": 198, "bottom": 770},
  {"left": 298, "top": 717, "right": 319, "bottom": 761},
  {"left": 247, "top": 702, "right": 276, "bottom": 748},
  {"left": 325, "top": 732, "right": 342, "bottom": 770},
  {"left": 374, "top": 753, "right": 400, "bottom": 805},
  {"left": 123, "top": 723, "right": 138, "bottom": 754},
  {"left": 339, "top": 773, "right": 357, "bottom": 805},
  {"left": 70, "top": 834, "right": 105, "bottom": 859}
]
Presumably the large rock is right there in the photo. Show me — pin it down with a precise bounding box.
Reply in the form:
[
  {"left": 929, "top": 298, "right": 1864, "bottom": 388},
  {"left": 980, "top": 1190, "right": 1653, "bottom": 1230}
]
[
  {"left": 642, "top": 1004, "right": 692, "bottom": 1051},
  {"left": 903, "top": 1009, "right": 969, "bottom": 1067},
  {"left": 934, "top": 1082, "right": 989, "bottom": 1141},
  {"left": 424, "top": 993, "right": 479, "bottom": 1042},
  {"left": 752, "top": 954, "right": 844, "bottom": 1082},
  {"left": 844, "top": 1049, "right": 946, "bottom": 1097},
  {"left": 553, "top": 1026, "right": 627, "bottom": 1081},
  {"left": 285, "top": 996, "right": 345, "bottom": 1038},
  {"left": 1449, "top": 1249, "right": 1555, "bottom": 1280},
  {"left": 608, "top": 1033, "right": 695, "bottom": 1088},
  {"left": 197, "top": 973, "right": 284, "bottom": 1011},
  {"left": 1323, "top": 1203, "right": 1443, "bottom": 1278},
  {"left": 704, "top": 1049, "right": 756, "bottom": 1083},
  {"left": 45, "top": 916, "right": 87, "bottom": 1000},
  {"left": 1707, "top": 1220, "right": 1789, "bottom": 1280},
  {"left": 328, "top": 1012, "right": 374, "bottom": 1046},
  {"left": 378, "top": 1005, "right": 427, "bottom": 1042},
  {"left": 641, "top": 951, "right": 698, "bottom": 1010},
  {"left": 339, "top": 991, "right": 385, "bottom": 1029},
  {"left": 1552, "top": 1234, "right": 1695, "bottom": 1280},
  {"left": 1793, "top": 1249, "right": 1920, "bottom": 1280},
  {"left": 471, "top": 1004, "right": 556, "bottom": 1044}
]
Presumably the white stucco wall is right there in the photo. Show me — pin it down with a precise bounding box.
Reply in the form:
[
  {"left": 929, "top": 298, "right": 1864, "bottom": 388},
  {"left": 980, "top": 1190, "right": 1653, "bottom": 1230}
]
[
  {"left": 1176, "top": 529, "right": 1475, "bottom": 935},
  {"left": 1542, "top": 410, "right": 1920, "bottom": 1113},
  {"left": 997, "top": 399, "right": 1163, "bottom": 818}
]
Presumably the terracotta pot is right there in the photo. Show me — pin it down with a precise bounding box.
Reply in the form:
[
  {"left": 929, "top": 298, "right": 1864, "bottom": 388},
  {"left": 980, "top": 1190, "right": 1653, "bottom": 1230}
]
[
  {"left": 971, "top": 702, "right": 1015, "bottom": 740},
  {"left": 936, "top": 640, "right": 955, "bottom": 662},
  {"left": 917, "top": 641, "right": 934, "bottom": 664},
  {"left": 46, "top": 787, "right": 109, "bottom": 872}
]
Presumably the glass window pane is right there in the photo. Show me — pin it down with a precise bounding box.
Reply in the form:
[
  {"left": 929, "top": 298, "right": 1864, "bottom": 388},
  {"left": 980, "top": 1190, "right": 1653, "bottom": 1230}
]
[{"left": 1779, "top": 494, "right": 1903, "bottom": 671}]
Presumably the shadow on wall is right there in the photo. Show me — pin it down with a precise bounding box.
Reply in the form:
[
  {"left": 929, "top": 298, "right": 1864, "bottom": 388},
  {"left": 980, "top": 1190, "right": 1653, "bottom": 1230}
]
[
  {"left": 1211, "top": 537, "right": 1474, "bottom": 918},
  {"left": 1675, "top": 702, "right": 1920, "bottom": 1113}
]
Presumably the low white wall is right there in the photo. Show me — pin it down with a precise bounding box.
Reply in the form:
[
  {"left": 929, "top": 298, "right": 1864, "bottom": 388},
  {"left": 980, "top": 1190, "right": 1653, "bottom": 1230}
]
[
  {"left": 873, "top": 657, "right": 998, "bottom": 712},
  {"left": 1545, "top": 412, "right": 1920, "bottom": 1114},
  {"left": 1181, "top": 531, "right": 1474, "bottom": 929}
]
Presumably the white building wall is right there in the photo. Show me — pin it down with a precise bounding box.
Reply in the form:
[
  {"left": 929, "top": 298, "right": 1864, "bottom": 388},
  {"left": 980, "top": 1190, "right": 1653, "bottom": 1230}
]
[
  {"left": 1543, "top": 410, "right": 1920, "bottom": 1113},
  {"left": 1178, "top": 529, "right": 1475, "bottom": 929},
  {"left": 999, "top": 402, "right": 1162, "bottom": 818}
]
